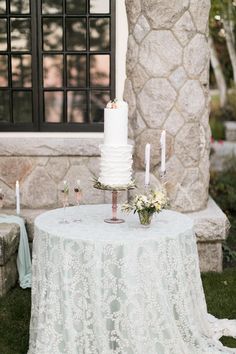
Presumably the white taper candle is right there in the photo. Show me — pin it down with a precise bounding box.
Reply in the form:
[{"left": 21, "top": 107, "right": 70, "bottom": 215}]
[
  {"left": 16, "top": 180, "right": 20, "bottom": 215},
  {"left": 160, "top": 130, "right": 166, "bottom": 173},
  {"left": 145, "top": 143, "right": 151, "bottom": 186}
]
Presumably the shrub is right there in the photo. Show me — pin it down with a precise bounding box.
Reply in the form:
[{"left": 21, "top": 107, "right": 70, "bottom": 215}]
[{"left": 210, "top": 164, "right": 236, "bottom": 266}]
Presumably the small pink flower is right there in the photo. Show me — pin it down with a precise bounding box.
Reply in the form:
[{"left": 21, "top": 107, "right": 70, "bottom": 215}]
[{"left": 218, "top": 140, "right": 224, "bottom": 145}]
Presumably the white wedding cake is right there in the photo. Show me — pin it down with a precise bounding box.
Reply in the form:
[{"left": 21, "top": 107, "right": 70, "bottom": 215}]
[{"left": 98, "top": 100, "right": 133, "bottom": 187}]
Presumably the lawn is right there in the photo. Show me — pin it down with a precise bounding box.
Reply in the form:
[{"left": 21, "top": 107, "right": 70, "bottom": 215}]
[{"left": 0, "top": 288, "right": 31, "bottom": 354}]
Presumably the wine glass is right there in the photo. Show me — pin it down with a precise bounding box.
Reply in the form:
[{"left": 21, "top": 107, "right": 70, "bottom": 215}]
[
  {"left": 59, "top": 181, "right": 69, "bottom": 224},
  {"left": 0, "top": 189, "right": 4, "bottom": 209},
  {"left": 73, "top": 183, "right": 82, "bottom": 223}
]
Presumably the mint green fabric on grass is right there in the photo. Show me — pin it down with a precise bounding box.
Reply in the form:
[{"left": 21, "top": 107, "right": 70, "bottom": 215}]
[{"left": 0, "top": 215, "right": 31, "bottom": 289}]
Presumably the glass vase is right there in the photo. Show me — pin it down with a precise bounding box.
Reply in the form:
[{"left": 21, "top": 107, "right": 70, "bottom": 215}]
[{"left": 138, "top": 210, "right": 154, "bottom": 227}]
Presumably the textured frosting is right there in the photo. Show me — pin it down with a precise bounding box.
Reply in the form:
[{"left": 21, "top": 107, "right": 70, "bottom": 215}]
[{"left": 99, "top": 145, "right": 133, "bottom": 186}]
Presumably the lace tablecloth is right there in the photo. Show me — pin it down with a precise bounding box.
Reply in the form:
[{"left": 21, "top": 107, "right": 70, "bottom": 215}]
[{"left": 28, "top": 205, "right": 236, "bottom": 354}]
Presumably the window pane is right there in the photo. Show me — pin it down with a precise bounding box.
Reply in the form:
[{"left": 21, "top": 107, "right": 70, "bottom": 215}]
[
  {"left": 67, "top": 55, "right": 86, "bottom": 87},
  {"left": 0, "top": 55, "right": 8, "bottom": 87},
  {"left": 67, "top": 91, "right": 87, "bottom": 123},
  {"left": 66, "top": 0, "right": 86, "bottom": 14},
  {"left": 0, "top": 0, "right": 6, "bottom": 14},
  {"left": 66, "top": 18, "right": 86, "bottom": 51},
  {"left": 13, "top": 91, "right": 32, "bottom": 123},
  {"left": 43, "top": 18, "right": 63, "bottom": 51},
  {"left": 90, "top": 54, "right": 110, "bottom": 87},
  {"left": 42, "top": 0, "right": 62, "bottom": 14},
  {"left": 0, "top": 19, "right": 7, "bottom": 51},
  {"left": 90, "top": 91, "right": 110, "bottom": 122},
  {"left": 12, "top": 55, "right": 31, "bottom": 87},
  {"left": 44, "top": 91, "right": 63, "bottom": 123},
  {"left": 0, "top": 90, "right": 10, "bottom": 122},
  {"left": 90, "top": 0, "right": 109, "bottom": 14},
  {"left": 90, "top": 18, "right": 110, "bottom": 51},
  {"left": 11, "top": 18, "right": 31, "bottom": 51},
  {"left": 43, "top": 55, "right": 63, "bottom": 88},
  {"left": 10, "top": 0, "right": 30, "bottom": 14}
]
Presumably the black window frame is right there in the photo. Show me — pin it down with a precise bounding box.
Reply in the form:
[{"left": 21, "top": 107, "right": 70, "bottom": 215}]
[{"left": 0, "top": 0, "right": 116, "bottom": 132}]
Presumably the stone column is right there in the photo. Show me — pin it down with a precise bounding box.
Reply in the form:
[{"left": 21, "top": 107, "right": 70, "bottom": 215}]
[{"left": 124, "top": 0, "right": 211, "bottom": 212}]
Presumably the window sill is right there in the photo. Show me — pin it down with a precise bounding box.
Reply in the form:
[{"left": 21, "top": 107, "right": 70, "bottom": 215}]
[{"left": 0, "top": 132, "right": 104, "bottom": 156}]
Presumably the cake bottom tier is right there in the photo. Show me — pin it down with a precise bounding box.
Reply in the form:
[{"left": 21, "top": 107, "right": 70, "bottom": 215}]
[{"left": 99, "top": 145, "right": 133, "bottom": 187}]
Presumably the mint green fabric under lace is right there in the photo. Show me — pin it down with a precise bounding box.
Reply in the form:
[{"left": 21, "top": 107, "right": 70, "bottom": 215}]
[{"left": 0, "top": 215, "right": 31, "bottom": 289}]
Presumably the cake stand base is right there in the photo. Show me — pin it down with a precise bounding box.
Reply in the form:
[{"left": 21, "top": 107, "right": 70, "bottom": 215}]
[
  {"left": 104, "top": 190, "right": 125, "bottom": 224},
  {"left": 104, "top": 218, "right": 125, "bottom": 224},
  {"left": 93, "top": 180, "right": 136, "bottom": 224}
]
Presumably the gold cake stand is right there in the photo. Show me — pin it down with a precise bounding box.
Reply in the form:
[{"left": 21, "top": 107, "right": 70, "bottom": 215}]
[{"left": 93, "top": 179, "right": 136, "bottom": 224}]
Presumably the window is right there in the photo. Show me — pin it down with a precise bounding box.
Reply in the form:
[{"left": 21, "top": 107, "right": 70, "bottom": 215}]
[{"left": 0, "top": 0, "right": 115, "bottom": 132}]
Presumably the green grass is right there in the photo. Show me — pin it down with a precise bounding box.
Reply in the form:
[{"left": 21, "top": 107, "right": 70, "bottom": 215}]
[
  {"left": 202, "top": 268, "right": 236, "bottom": 348},
  {"left": 0, "top": 288, "right": 31, "bottom": 354},
  {"left": 210, "top": 167, "right": 236, "bottom": 267},
  {"left": 0, "top": 271, "right": 236, "bottom": 353}
]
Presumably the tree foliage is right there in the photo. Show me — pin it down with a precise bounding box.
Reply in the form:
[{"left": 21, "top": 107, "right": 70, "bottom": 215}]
[{"left": 210, "top": 0, "right": 236, "bottom": 87}]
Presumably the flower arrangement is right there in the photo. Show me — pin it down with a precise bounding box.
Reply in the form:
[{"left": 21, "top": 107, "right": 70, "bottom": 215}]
[
  {"left": 106, "top": 98, "right": 128, "bottom": 110},
  {"left": 107, "top": 99, "right": 118, "bottom": 109},
  {"left": 122, "top": 189, "right": 168, "bottom": 226},
  {"left": 93, "top": 176, "right": 136, "bottom": 191}
]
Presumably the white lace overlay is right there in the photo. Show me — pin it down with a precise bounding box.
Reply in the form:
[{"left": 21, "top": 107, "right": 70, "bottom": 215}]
[{"left": 28, "top": 206, "right": 236, "bottom": 354}]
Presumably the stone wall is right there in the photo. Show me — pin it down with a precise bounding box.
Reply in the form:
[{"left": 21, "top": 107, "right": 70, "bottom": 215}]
[
  {"left": 125, "top": 0, "right": 212, "bottom": 212},
  {"left": 0, "top": 137, "right": 116, "bottom": 209},
  {"left": 0, "top": 223, "right": 19, "bottom": 296}
]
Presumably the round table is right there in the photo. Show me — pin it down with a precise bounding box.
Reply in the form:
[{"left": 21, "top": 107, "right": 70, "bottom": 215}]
[{"left": 28, "top": 205, "right": 236, "bottom": 354}]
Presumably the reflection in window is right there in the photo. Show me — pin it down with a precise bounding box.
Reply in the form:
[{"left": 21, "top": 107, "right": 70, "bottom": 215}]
[
  {"left": 0, "top": 0, "right": 114, "bottom": 131},
  {"left": 66, "top": 18, "right": 86, "bottom": 51},
  {"left": 90, "top": 18, "right": 110, "bottom": 51},
  {"left": 90, "top": 55, "right": 110, "bottom": 87},
  {"left": 43, "top": 18, "right": 63, "bottom": 51},
  {"left": 0, "top": 55, "right": 8, "bottom": 86},
  {"left": 42, "top": 0, "right": 62, "bottom": 14},
  {"left": 43, "top": 55, "right": 63, "bottom": 88},
  {"left": 66, "top": 0, "right": 86, "bottom": 14},
  {"left": 11, "top": 18, "right": 31, "bottom": 51},
  {"left": 10, "top": 0, "right": 30, "bottom": 14},
  {"left": 90, "top": 0, "right": 109, "bottom": 14},
  {"left": 0, "top": 19, "right": 7, "bottom": 51},
  {"left": 13, "top": 91, "right": 32, "bottom": 123},
  {"left": 67, "top": 91, "right": 87, "bottom": 123},
  {"left": 44, "top": 91, "right": 63, "bottom": 123},
  {"left": 91, "top": 91, "right": 110, "bottom": 123},
  {"left": 0, "top": 0, "right": 6, "bottom": 14},
  {"left": 0, "top": 90, "right": 9, "bottom": 122},
  {"left": 12, "top": 55, "right": 32, "bottom": 87},
  {"left": 67, "top": 55, "right": 86, "bottom": 87}
]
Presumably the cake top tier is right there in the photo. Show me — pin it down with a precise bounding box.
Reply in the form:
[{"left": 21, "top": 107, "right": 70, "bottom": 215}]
[{"left": 104, "top": 99, "right": 128, "bottom": 146}]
